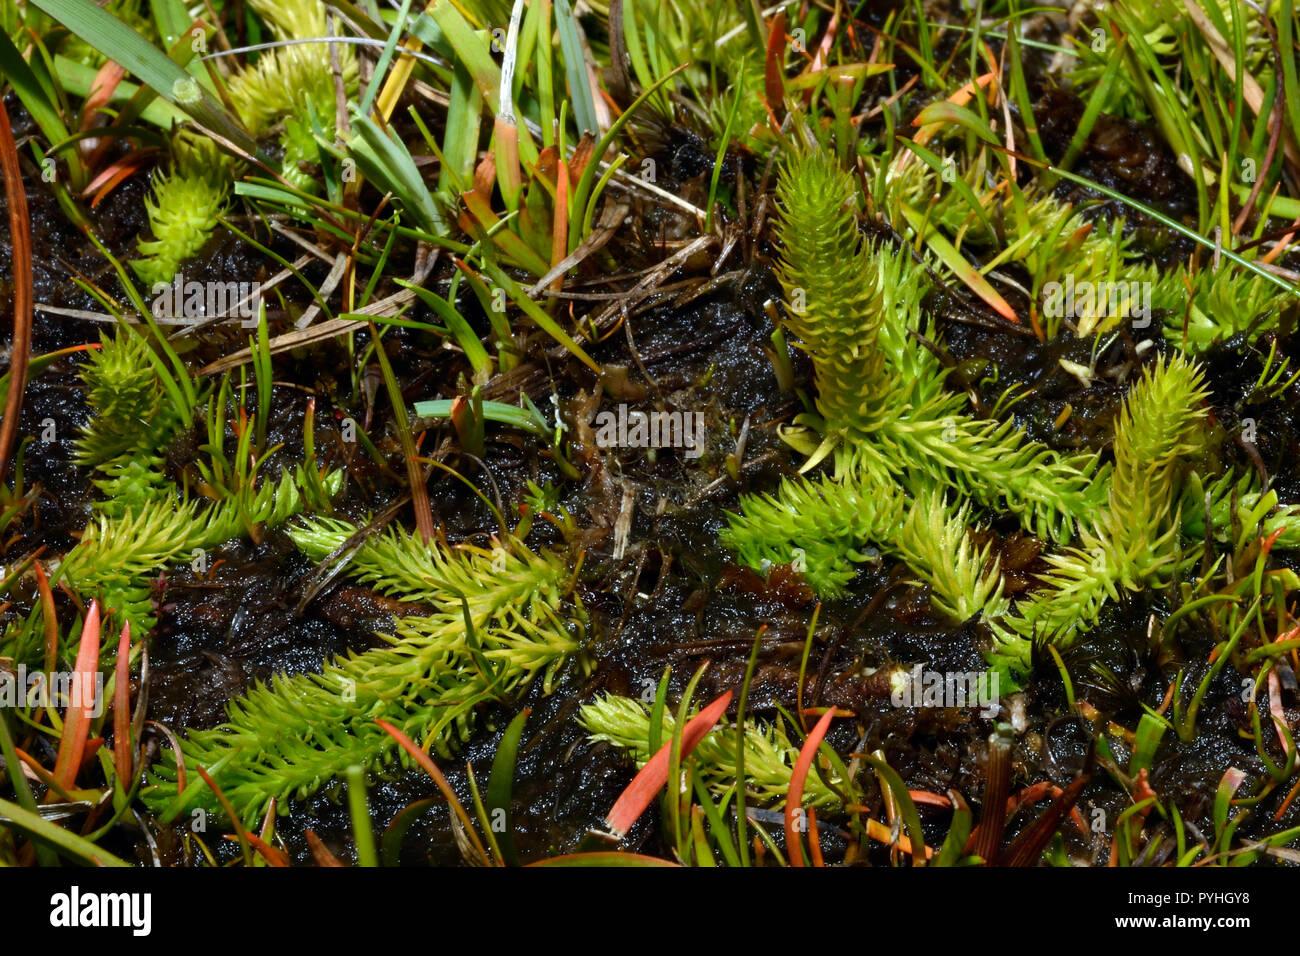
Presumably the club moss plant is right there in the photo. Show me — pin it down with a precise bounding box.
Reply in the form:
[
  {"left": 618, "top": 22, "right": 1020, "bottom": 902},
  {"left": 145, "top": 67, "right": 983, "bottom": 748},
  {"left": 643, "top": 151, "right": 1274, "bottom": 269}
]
[
  {"left": 723, "top": 150, "right": 1104, "bottom": 603},
  {"left": 227, "top": 0, "right": 357, "bottom": 194},
  {"left": 10, "top": 0, "right": 1300, "bottom": 867},
  {"left": 227, "top": 0, "right": 356, "bottom": 140},
  {"left": 1146, "top": 263, "right": 1291, "bottom": 351},
  {"left": 131, "top": 0, "right": 357, "bottom": 283},
  {"left": 130, "top": 133, "right": 230, "bottom": 288},
  {"left": 724, "top": 149, "right": 1300, "bottom": 680},
  {"left": 759, "top": 151, "right": 1106, "bottom": 534},
  {"left": 987, "top": 354, "right": 1211, "bottom": 671},
  {"left": 879, "top": 151, "right": 1141, "bottom": 339},
  {"left": 144, "top": 518, "right": 587, "bottom": 823},
  {"left": 0, "top": 327, "right": 339, "bottom": 666}
]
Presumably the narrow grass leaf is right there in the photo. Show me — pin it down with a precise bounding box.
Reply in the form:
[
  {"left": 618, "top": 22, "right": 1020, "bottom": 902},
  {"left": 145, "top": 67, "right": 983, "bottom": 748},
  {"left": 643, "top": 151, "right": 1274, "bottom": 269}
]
[
  {"left": 51, "top": 601, "right": 101, "bottom": 792},
  {"left": 605, "top": 690, "right": 733, "bottom": 838},
  {"left": 786, "top": 707, "right": 835, "bottom": 867}
]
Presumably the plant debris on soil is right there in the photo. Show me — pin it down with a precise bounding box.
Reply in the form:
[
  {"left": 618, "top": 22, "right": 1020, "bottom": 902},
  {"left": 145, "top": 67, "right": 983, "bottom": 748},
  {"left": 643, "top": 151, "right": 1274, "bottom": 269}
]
[{"left": 3, "top": 0, "right": 1300, "bottom": 875}]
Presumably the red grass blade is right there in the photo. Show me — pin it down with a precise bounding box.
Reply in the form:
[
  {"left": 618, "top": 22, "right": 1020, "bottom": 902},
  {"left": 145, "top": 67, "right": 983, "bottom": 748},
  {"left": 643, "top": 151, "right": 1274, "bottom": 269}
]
[
  {"left": 807, "top": 807, "right": 825, "bottom": 867},
  {"left": 864, "top": 818, "right": 933, "bottom": 859},
  {"left": 550, "top": 155, "right": 570, "bottom": 292},
  {"left": 528, "top": 852, "right": 679, "bottom": 867},
  {"left": 604, "top": 690, "right": 733, "bottom": 839},
  {"left": 968, "top": 727, "right": 1013, "bottom": 864},
  {"left": 81, "top": 61, "right": 126, "bottom": 132},
  {"left": 84, "top": 153, "right": 152, "bottom": 207},
  {"left": 492, "top": 115, "right": 521, "bottom": 210},
  {"left": 51, "top": 601, "right": 101, "bottom": 792},
  {"left": 112, "top": 621, "right": 132, "bottom": 786},
  {"left": 1001, "top": 766, "right": 1091, "bottom": 867},
  {"left": 197, "top": 764, "right": 253, "bottom": 865},
  {"left": 567, "top": 133, "right": 594, "bottom": 184},
  {"left": 15, "top": 747, "right": 80, "bottom": 802},
  {"left": 0, "top": 96, "right": 32, "bottom": 487},
  {"left": 305, "top": 829, "right": 346, "bottom": 867},
  {"left": 786, "top": 707, "right": 836, "bottom": 867},
  {"left": 764, "top": 10, "right": 788, "bottom": 124},
  {"left": 909, "top": 789, "right": 953, "bottom": 808},
  {"left": 234, "top": 831, "right": 290, "bottom": 867},
  {"left": 33, "top": 562, "right": 58, "bottom": 675},
  {"left": 375, "top": 719, "right": 490, "bottom": 863}
]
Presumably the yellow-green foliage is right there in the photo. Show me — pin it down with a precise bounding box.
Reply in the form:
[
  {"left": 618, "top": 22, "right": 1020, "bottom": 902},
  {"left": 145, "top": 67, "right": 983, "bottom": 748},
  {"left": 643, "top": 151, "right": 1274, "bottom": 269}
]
[
  {"left": 228, "top": 0, "right": 357, "bottom": 137},
  {"left": 132, "top": 0, "right": 359, "bottom": 283},
  {"left": 725, "top": 151, "right": 1104, "bottom": 607},
  {"left": 989, "top": 355, "right": 1211, "bottom": 670},
  {"left": 773, "top": 153, "right": 891, "bottom": 440},
  {"left": 75, "top": 329, "right": 191, "bottom": 513},
  {"left": 145, "top": 519, "right": 585, "bottom": 823},
  {"left": 1148, "top": 263, "right": 1290, "bottom": 352},
  {"left": 42, "top": 330, "right": 338, "bottom": 647},
  {"left": 722, "top": 467, "right": 905, "bottom": 595},
  {"left": 895, "top": 485, "right": 1007, "bottom": 623},
  {"left": 721, "top": 149, "right": 1300, "bottom": 680},
  {"left": 131, "top": 135, "right": 230, "bottom": 287}
]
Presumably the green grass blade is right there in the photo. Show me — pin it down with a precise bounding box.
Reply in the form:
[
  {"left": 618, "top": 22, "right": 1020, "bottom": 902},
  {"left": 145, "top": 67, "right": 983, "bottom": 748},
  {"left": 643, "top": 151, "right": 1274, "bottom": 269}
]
[
  {"left": 346, "top": 765, "right": 378, "bottom": 866},
  {"left": 358, "top": 0, "right": 414, "bottom": 116},
  {"left": 1055, "top": 37, "right": 1128, "bottom": 176},
  {"left": 1044, "top": 163, "right": 1300, "bottom": 300},
  {"left": 396, "top": 279, "right": 491, "bottom": 377},
  {"left": 568, "top": 63, "right": 687, "bottom": 250},
  {"left": 427, "top": 0, "right": 501, "bottom": 113},
  {"left": 0, "top": 29, "right": 85, "bottom": 190},
  {"left": 0, "top": 797, "right": 131, "bottom": 866},
  {"left": 0, "top": 711, "right": 58, "bottom": 866},
  {"left": 1277, "top": 0, "right": 1300, "bottom": 163},
  {"left": 862, "top": 752, "right": 928, "bottom": 866},
  {"left": 554, "top": 0, "right": 599, "bottom": 135},
  {"left": 348, "top": 113, "right": 445, "bottom": 235},
  {"left": 485, "top": 707, "right": 529, "bottom": 867},
  {"left": 480, "top": 261, "right": 601, "bottom": 373}
]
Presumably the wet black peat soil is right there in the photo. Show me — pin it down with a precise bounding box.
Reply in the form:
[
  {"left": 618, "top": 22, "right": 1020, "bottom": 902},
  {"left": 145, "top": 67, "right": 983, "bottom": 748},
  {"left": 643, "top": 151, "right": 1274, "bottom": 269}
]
[{"left": 4, "top": 59, "right": 1300, "bottom": 866}]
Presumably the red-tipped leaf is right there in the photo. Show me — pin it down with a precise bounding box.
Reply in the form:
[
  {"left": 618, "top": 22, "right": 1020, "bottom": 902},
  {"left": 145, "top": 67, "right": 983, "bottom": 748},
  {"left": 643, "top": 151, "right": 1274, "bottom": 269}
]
[
  {"left": 605, "top": 690, "right": 733, "bottom": 838},
  {"left": 786, "top": 707, "right": 836, "bottom": 867},
  {"left": 51, "top": 601, "right": 101, "bottom": 792},
  {"left": 112, "top": 621, "right": 132, "bottom": 786}
]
